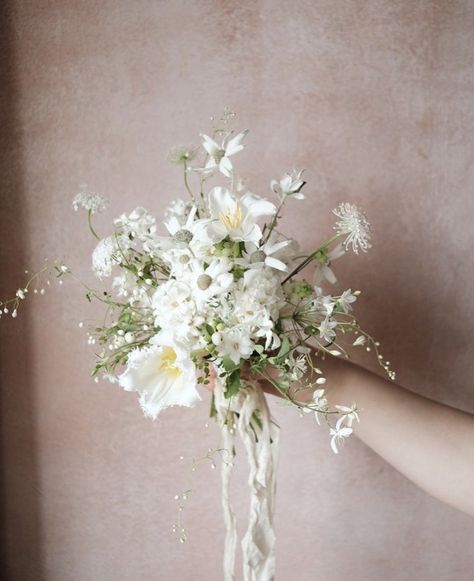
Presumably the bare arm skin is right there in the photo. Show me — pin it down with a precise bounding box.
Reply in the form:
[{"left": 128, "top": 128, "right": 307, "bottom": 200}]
[{"left": 260, "top": 356, "right": 474, "bottom": 518}]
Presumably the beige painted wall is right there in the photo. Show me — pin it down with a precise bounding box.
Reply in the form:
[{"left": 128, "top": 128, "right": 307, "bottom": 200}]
[{"left": 1, "top": 1, "right": 474, "bottom": 579}]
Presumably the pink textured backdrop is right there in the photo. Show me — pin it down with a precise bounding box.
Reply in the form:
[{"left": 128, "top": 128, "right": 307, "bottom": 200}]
[{"left": 1, "top": 1, "right": 474, "bottom": 579}]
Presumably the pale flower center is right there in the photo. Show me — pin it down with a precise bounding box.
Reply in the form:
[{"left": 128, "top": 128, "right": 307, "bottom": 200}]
[
  {"left": 159, "top": 347, "right": 182, "bottom": 378},
  {"left": 219, "top": 203, "right": 243, "bottom": 230}
]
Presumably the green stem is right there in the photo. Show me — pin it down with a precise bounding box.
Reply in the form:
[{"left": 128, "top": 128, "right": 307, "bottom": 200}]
[
  {"left": 263, "top": 199, "right": 285, "bottom": 242},
  {"left": 183, "top": 161, "right": 197, "bottom": 205},
  {"left": 88, "top": 210, "right": 100, "bottom": 240},
  {"left": 281, "top": 233, "right": 342, "bottom": 284}
]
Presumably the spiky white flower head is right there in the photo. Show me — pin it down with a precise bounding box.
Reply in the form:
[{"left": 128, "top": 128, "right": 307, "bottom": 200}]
[
  {"left": 167, "top": 145, "right": 199, "bottom": 164},
  {"left": 73, "top": 186, "right": 108, "bottom": 214},
  {"left": 332, "top": 203, "right": 372, "bottom": 254}
]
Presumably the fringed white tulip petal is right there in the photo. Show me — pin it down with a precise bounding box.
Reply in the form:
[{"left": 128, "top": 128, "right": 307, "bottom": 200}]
[{"left": 118, "top": 345, "right": 200, "bottom": 420}]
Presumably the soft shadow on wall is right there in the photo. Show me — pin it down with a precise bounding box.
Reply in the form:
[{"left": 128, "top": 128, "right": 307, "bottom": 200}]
[{"left": 0, "top": 2, "right": 44, "bottom": 580}]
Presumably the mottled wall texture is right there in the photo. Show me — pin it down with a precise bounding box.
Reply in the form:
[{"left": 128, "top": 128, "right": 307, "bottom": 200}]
[{"left": 1, "top": 1, "right": 474, "bottom": 579}]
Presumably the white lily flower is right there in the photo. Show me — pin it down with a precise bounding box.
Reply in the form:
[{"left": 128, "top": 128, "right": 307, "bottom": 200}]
[
  {"left": 329, "top": 423, "right": 353, "bottom": 454},
  {"left": 270, "top": 169, "right": 306, "bottom": 200},
  {"left": 201, "top": 130, "right": 248, "bottom": 177},
  {"left": 118, "top": 335, "right": 200, "bottom": 419},
  {"left": 203, "top": 187, "right": 275, "bottom": 246}
]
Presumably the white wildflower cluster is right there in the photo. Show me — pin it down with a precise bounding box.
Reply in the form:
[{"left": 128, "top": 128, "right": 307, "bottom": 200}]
[
  {"left": 4, "top": 115, "right": 392, "bottom": 454},
  {"left": 73, "top": 186, "right": 108, "bottom": 214}
]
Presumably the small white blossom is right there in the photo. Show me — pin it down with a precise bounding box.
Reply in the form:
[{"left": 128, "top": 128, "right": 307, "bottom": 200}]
[
  {"left": 73, "top": 187, "right": 108, "bottom": 214},
  {"left": 329, "top": 422, "right": 353, "bottom": 454},
  {"left": 333, "top": 202, "right": 372, "bottom": 254},
  {"left": 337, "top": 289, "right": 357, "bottom": 313},
  {"left": 352, "top": 334, "right": 367, "bottom": 346},
  {"left": 271, "top": 169, "right": 306, "bottom": 200},
  {"left": 318, "top": 317, "right": 337, "bottom": 343},
  {"left": 335, "top": 404, "right": 360, "bottom": 428},
  {"left": 201, "top": 130, "right": 248, "bottom": 177},
  {"left": 219, "top": 327, "right": 254, "bottom": 364},
  {"left": 312, "top": 388, "right": 328, "bottom": 424}
]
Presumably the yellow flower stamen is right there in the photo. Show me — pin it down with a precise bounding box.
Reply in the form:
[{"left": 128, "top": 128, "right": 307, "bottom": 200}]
[
  {"left": 159, "top": 347, "right": 182, "bottom": 378},
  {"left": 219, "top": 203, "right": 243, "bottom": 230}
]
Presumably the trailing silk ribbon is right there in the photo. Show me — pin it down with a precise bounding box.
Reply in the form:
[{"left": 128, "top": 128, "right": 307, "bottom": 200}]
[{"left": 214, "top": 378, "right": 279, "bottom": 581}]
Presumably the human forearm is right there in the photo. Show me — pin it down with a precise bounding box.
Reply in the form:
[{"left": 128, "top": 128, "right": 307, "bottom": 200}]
[{"left": 262, "top": 355, "right": 474, "bottom": 517}]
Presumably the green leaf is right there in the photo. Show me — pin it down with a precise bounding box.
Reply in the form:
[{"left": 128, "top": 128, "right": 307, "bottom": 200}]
[
  {"left": 225, "top": 368, "right": 241, "bottom": 399},
  {"left": 273, "top": 336, "right": 290, "bottom": 364},
  {"left": 222, "top": 356, "right": 238, "bottom": 372}
]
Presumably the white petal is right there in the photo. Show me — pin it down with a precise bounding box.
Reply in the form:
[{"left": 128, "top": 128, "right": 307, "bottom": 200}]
[
  {"left": 224, "top": 130, "right": 248, "bottom": 156},
  {"left": 201, "top": 134, "right": 220, "bottom": 156},
  {"left": 208, "top": 187, "right": 235, "bottom": 218},
  {"left": 264, "top": 239, "right": 291, "bottom": 254},
  {"left": 219, "top": 156, "right": 233, "bottom": 177},
  {"left": 240, "top": 193, "right": 276, "bottom": 219},
  {"left": 264, "top": 256, "right": 288, "bottom": 271}
]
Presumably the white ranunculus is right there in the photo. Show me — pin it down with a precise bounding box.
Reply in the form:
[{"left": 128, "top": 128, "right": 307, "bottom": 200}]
[
  {"left": 118, "top": 336, "right": 199, "bottom": 419},
  {"left": 203, "top": 187, "right": 275, "bottom": 246}
]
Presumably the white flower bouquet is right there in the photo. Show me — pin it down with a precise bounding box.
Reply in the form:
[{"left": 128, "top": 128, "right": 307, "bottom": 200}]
[{"left": 2, "top": 111, "right": 394, "bottom": 581}]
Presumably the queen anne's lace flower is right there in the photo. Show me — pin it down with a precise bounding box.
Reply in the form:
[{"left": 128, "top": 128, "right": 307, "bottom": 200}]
[
  {"left": 73, "top": 187, "right": 108, "bottom": 214},
  {"left": 333, "top": 202, "right": 372, "bottom": 254}
]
